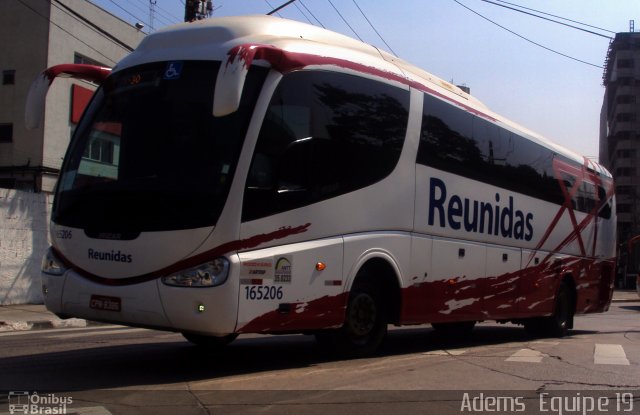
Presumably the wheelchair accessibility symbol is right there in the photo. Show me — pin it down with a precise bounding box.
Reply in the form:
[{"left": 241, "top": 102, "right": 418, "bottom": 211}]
[{"left": 164, "top": 61, "right": 183, "bottom": 80}]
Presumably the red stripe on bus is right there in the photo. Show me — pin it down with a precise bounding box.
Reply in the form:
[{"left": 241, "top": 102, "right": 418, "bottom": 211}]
[
  {"left": 226, "top": 43, "right": 497, "bottom": 122},
  {"left": 55, "top": 223, "right": 311, "bottom": 286}
]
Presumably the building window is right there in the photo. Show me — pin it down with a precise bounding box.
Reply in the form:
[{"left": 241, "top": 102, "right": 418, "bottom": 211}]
[
  {"left": 2, "top": 70, "right": 15, "bottom": 85},
  {"left": 83, "top": 138, "right": 114, "bottom": 164},
  {"left": 616, "top": 149, "right": 636, "bottom": 158},
  {"left": 0, "top": 123, "right": 12, "bottom": 142},
  {"left": 616, "top": 185, "right": 633, "bottom": 195},
  {"left": 616, "top": 167, "right": 636, "bottom": 177},
  {"left": 74, "top": 53, "right": 104, "bottom": 67},
  {"left": 614, "top": 131, "right": 632, "bottom": 140},
  {"left": 620, "top": 222, "right": 633, "bottom": 239},
  {"left": 617, "top": 203, "right": 632, "bottom": 213},
  {"left": 618, "top": 77, "right": 633, "bottom": 86},
  {"left": 616, "top": 113, "right": 636, "bottom": 122},
  {"left": 616, "top": 95, "right": 636, "bottom": 104},
  {"left": 617, "top": 59, "right": 635, "bottom": 69}
]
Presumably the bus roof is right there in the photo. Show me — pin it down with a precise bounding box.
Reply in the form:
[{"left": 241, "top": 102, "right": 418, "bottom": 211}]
[{"left": 116, "top": 15, "right": 608, "bottom": 177}]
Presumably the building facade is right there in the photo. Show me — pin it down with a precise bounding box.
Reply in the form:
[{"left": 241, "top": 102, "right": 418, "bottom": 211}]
[
  {"left": 0, "top": 0, "right": 145, "bottom": 193},
  {"left": 600, "top": 32, "right": 640, "bottom": 287}
]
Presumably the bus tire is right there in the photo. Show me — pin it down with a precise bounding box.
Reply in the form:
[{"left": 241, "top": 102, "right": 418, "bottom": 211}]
[
  {"left": 431, "top": 321, "right": 476, "bottom": 336},
  {"left": 182, "top": 332, "right": 238, "bottom": 347},
  {"left": 524, "top": 282, "right": 573, "bottom": 338},
  {"left": 317, "top": 281, "right": 387, "bottom": 357}
]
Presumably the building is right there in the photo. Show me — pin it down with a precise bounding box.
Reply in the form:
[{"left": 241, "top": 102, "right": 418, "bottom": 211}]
[
  {"left": 0, "top": 0, "right": 146, "bottom": 193},
  {"left": 600, "top": 31, "right": 640, "bottom": 287}
]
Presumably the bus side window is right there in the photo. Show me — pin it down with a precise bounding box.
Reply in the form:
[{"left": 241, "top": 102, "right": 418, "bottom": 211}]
[
  {"left": 242, "top": 70, "right": 409, "bottom": 222},
  {"left": 246, "top": 153, "right": 274, "bottom": 191},
  {"left": 598, "top": 185, "right": 612, "bottom": 219}
]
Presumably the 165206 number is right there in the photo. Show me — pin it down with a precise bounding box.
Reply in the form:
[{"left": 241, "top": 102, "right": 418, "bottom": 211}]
[{"left": 244, "top": 285, "right": 283, "bottom": 301}]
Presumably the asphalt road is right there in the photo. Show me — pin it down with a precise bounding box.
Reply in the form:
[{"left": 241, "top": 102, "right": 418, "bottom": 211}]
[{"left": 0, "top": 302, "right": 638, "bottom": 414}]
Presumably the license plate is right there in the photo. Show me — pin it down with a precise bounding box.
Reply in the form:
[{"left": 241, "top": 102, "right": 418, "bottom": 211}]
[{"left": 90, "top": 295, "right": 121, "bottom": 312}]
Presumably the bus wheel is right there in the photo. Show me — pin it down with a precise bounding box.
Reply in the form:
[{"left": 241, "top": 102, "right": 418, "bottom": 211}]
[
  {"left": 431, "top": 321, "right": 476, "bottom": 336},
  {"left": 182, "top": 332, "right": 238, "bottom": 347},
  {"left": 331, "top": 281, "right": 387, "bottom": 357},
  {"left": 525, "top": 282, "right": 573, "bottom": 338}
]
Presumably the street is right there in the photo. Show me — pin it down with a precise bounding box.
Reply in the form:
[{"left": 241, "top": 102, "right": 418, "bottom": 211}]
[{"left": 0, "top": 301, "right": 638, "bottom": 414}]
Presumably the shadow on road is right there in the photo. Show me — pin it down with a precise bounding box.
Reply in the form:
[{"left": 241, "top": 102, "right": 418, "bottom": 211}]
[{"left": 0, "top": 323, "right": 598, "bottom": 392}]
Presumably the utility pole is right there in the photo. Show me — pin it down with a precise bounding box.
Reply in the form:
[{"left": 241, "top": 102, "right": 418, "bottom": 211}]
[
  {"left": 149, "top": 0, "right": 157, "bottom": 31},
  {"left": 185, "top": 0, "right": 213, "bottom": 22}
]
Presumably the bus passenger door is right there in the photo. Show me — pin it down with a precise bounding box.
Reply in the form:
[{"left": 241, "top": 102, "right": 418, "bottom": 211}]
[{"left": 483, "top": 246, "right": 521, "bottom": 318}]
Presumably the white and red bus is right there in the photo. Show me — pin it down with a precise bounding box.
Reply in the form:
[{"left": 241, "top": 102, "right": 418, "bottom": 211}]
[{"left": 30, "top": 15, "right": 616, "bottom": 355}]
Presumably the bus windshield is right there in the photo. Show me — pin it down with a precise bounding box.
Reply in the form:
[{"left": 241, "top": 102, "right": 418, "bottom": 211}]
[{"left": 53, "top": 60, "right": 266, "bottom": 234}]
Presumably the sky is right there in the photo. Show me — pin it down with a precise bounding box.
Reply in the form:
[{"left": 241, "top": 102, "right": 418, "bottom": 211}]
[{"left": 89, "top": 0, "right": 640, "bottom": 159}]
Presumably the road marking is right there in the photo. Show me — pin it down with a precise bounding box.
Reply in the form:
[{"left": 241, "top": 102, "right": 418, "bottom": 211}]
[
  {"left": 422, "top": 350, "right": 467, "bottom": 356},
  {"left": 594, "top": 344, "right": 629, "bottom": 365},
  {"left": 198, "top": 372, "right": 279, "bottom": 385},
  {"left": 356, "top": 354, "right": 426, "bottom": 370},
  {"left": 46, "top": 327, "right": 151, "bottom": 339},
  {"left": 531, "top": 341, "right": 559, "bottom": 346},
  {"left": 506, "top": 348, "right": 545, "bottom": 363}
]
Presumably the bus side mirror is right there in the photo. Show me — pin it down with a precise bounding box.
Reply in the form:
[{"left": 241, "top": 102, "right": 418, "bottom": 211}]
[
  {"left": 25, "top": 64, "right": 111, "bottom": 129},
  {"left": 214, "top": 44, "right": 291, "bottom": 117},
  {"left": 25, "top": 71, "right": 51, "bottom": 130},
  {"left": 213, "top": 55, "right": 248, "bottom": 117}
]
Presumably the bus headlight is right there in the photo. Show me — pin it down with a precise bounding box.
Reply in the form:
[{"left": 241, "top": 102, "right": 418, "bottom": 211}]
[
  {"left": 42, "top": 247, "right": 67, "bottom": 276},
  {"left": 161, "top": 258, "right": 230, "bottom": 288}
]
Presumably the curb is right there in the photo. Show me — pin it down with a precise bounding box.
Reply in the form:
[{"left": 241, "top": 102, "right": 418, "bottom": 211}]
[
  {"left": 612, "top": 298, "right": 640, "bottom": 303},
  {"left": 0, "top": 318, "right": 106, "bottom": 332}
]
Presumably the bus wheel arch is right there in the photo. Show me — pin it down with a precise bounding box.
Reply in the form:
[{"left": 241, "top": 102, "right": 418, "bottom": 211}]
[
  {"left": 316, "top": 255, "right": 402, "bottom": 356},
  {"left": 556, "top": 274, "right": 577, "bottom": 330},
  {"left": 525, "top": 275, "right": 576, "bottom": 337},
  {"left": 348, "top": 256, "right": 403, "bottom": 325}
]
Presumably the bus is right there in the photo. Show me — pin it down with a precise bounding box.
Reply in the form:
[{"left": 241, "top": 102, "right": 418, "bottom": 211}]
[{"left": 28, "top": 15, "right": 616, "bottom": 356}]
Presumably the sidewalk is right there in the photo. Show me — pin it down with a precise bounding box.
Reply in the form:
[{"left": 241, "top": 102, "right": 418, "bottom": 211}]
[
  {"left": 1, "top": 290, "right": 637, "bottom": 332},
  {"left": 610, "top": 289, "right": 639, "bottom": 303},
  {"left": 0, "top": 304, "right": 97, "bottom": 331}
]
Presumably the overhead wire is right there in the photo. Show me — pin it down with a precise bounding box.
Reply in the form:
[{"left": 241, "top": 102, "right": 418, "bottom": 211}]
[
  {"left": 264, "top": 0, "right": 395, "bottom": 58},
  {"left": 493, "top": 0, "right": 616, "bottom": 35},
  {"left": 267, "top": 0, "right": 297, "bottom": 16},
  {"left": 104, "top": 0, "right": 180, "bottom": 27},
  {"left": 452, "top": 0, "right": 604, "bottom": 69},
  {"left": 351, "top": 0, "right": 397, "bottom": 56},
  {"left": 299, "top": 0, "right": 325, "bottom": 28},
  {"left": 16, "top": 0, "right": 123, "bottom": 65},
  {"left": 293, "top": 2, "right": 315, "bottom": 25},
  {"left": 479, "top": 0, "right": 613, "bottom": 40},
  {"left": 150, "top": 1, "right": 183, "bottom": 23},
  {"left": 266, "top": 0, "right": 314, "bottom": 26},
  {"left": 124, "top": 0, "right": 177, "bottom": 27},
  {"left": 105, "top": 0, "right": 147, "bottom": 28},
  {"left": 264, "top": 0, "right": 283, "bottom": 17},
  {"left": 53, "top": 0, "right": 135, "bottom": 51},
  {"left": 326, "top": 0, "right": 364, "bottom": 42}
]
